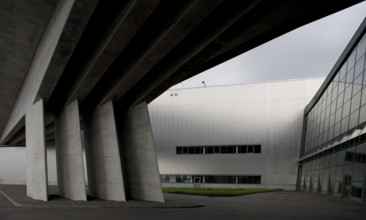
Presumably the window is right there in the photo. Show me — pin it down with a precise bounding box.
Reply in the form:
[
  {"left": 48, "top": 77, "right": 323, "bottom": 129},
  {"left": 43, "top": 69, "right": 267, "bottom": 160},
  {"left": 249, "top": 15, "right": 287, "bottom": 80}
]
[
  {"left": 238, "top": 145, "right": 247, "bottom": 153},
  {"left": 161, "top": 175, "right": 261, "bottom": 185},
  {"left": 220, "top": 146, "right": 227, "bottom": 154},
  {"left": 353, "top": 74, "right": 363, "bottom": 87},
  {"left": 354, "top": 56, "right": 364, "bottom": 81},
  {"left": 206, "top": 147, "right": 213, "bottom": 154},
  {"left": 342, "top": 100, "right": 351, "bottom": 119},
  {"left": 227, "top": 146, "right": 235, "bottom": 153},
  {"left": 204, "top": 175, "right": 260, "bottom": 184},
  {"left": 351, "top": 186, "right": 362, "bottom": 198},
  {"left": 345, "top": 151, "right": 353, "bottom": 162},
  {"left": 338, "top": 183, "right": 343, "bottom": 194},
  {"left": 344, "top": 87, "right": 352, "bottom": 103},
  {"left": 360, "top": 105, "right": 366, "bottom": 124},
  {"left": 176, "top": 175, "right": 192, "bottom": 183},
  {"left": 247, "top": 145, "right": 254, "bottom": 153},
  {"left": 356, "top": 38, "right": 366, "bottom": 61},
  {"left": 205, "top": 176, "right": 236, "bottom": 184},
  {"left": 237, "top": 176, "right": 261, "bottom": 184},
  {"left": 161, "top": 175, "right": 170, "bottom": 183},
  {"left": 214, "top": 146, "right": 220, "bottom": 153},
  {"left": 350, "top": 92, "right": 361, "bottom": 113},
  {"left": 339, "top": 63, "right": 347, "bottom": 80},
  {"left": 238, "top": 145, "right": 261, "bottom": 154},
  {"left": 345, "top": 68, "right": 354, "bottom": 83},
  {"left": 347, "top": 51, "right": 356, "bottom": 71},
  {"left": 176, "top": 145, "right": 261, "bottom": 155},
  {"left": 194, "top": 147, "right": 203, "bottom": 154},
  {"left": 349, "top": 110, "right": 359, "bottom": 129},
  {"left": 254, "top": 145, "right": 261, "bottom": 153},
  {"left": 360, "top": 133, "right": 366, "bottom": 143},
  {"left": 345, "top": 151, "right": 366, "bottom": 164}
]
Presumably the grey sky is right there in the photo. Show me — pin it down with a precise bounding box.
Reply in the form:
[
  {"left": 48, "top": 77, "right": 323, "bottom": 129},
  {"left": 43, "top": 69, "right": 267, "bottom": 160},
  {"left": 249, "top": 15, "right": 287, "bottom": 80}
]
[{"left": 181, "top": 2, "right": 366, "bottom": 88}]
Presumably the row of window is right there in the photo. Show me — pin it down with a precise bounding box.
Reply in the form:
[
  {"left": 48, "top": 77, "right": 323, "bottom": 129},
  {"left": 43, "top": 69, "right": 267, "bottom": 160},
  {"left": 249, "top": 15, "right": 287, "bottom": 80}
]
[
  {"left": 300, "top": 126, "right": 366, "bottom": 164},
  {"left": 345, "top": 151, "right": 366, "bottom": 164},
  {"left": 301, "top": 175, "right": 363, "bottom": 199},
  {"left": 176, "top": 145, "right": 261, "bottom": 154},
  {"left": 300, "top": 142, "right": 366, "bottom": 201},
  {"left": 161, "top": 175, "right": 261, "bottom": 184}
]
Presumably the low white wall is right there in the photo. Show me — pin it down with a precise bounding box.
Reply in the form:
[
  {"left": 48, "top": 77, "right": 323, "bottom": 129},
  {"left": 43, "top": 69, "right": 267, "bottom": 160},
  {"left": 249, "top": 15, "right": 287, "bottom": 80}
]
[
  {"left": 0, "top": 147, "right": 26, "bottom": 184},
  {"left": 0, "top": 146, "right": 58, "bottom": 185}
]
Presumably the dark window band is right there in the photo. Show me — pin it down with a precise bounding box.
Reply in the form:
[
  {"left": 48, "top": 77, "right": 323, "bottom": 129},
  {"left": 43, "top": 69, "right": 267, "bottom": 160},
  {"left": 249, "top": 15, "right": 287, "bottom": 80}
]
[{"left": 176, "top": 145, "right": 261, "bottom": 155}]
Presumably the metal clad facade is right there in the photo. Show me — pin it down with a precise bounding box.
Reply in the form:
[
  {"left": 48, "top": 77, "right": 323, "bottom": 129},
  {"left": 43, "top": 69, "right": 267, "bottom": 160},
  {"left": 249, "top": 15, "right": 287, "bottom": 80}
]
[{"left": 148, "top": 78, "right": 323, "bottom": 189}]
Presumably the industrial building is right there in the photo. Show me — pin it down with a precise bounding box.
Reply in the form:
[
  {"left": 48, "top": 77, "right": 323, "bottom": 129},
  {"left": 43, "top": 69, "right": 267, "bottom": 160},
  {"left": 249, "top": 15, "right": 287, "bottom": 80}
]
[
  {"left": 0, "top": 0, "right": 363, "bottom": 203},
  {"left": 148, "top": 78, "right": 323, "bottom": 190},
  {"left": 297, "top": 18, "right": 366, "bottom": 202}
]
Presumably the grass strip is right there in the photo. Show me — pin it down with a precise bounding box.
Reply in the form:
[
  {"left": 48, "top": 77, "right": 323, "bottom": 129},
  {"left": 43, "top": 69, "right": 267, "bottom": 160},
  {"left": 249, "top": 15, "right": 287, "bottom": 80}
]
[{"left": 163, "top": 188, "right": 282, "bottom": 197}]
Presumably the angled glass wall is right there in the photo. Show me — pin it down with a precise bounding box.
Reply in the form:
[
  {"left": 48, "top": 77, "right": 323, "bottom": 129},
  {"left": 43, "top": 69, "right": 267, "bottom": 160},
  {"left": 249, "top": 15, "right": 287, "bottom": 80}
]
[
  {"left": 298, "top": 19, "right": 366, "bottom": 203},
  {"left": 303, "top": 33, "right": 366, "bottom": 155}
]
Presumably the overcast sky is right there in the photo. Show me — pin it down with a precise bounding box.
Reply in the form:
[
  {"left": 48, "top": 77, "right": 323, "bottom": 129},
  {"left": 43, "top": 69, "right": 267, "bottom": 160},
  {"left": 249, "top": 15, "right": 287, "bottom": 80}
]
[{"left": 181, "top": 2, "right": 366, "bottom": 88}]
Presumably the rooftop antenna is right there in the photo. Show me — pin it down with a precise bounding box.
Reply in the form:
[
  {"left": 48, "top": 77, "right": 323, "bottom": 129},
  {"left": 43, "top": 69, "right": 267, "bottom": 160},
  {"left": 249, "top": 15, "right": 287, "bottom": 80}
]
[{"left": 202, "top": 81, "right": 206, "bottom": 87}]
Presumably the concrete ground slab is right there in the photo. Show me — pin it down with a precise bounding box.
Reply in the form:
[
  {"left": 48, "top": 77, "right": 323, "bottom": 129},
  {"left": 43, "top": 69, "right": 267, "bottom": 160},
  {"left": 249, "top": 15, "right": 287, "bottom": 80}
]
[{"left": 0, "top": 186, "right": 365, "bottom": 220}]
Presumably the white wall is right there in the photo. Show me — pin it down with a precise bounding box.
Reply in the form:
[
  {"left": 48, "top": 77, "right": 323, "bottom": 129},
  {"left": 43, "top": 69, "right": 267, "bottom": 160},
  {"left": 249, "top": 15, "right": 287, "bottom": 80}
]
[
  {"left": 0, "top": 145, "right": 57, "bottom": 185},
  {"left": 149, "top": 78, "right": 325, "bottom": 189},
  {"left": 0, "top": 147, "right": 26, "bottom": 184}
]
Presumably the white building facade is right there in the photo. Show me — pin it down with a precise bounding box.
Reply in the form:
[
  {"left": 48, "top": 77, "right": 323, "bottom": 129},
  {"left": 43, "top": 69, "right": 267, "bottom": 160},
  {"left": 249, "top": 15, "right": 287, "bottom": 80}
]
[
  {"left": 149, "top": 78, "right": 324, "bottom": 190},
  {"left": 0, "top": 78, "right": 323, "bottom": 190}
]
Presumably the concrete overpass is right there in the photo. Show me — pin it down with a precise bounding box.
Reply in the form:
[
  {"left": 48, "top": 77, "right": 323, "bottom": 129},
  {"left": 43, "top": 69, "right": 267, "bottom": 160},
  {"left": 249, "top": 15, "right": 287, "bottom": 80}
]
[{"left": 0, "top": 0, "right": 362, "bottom": 202}]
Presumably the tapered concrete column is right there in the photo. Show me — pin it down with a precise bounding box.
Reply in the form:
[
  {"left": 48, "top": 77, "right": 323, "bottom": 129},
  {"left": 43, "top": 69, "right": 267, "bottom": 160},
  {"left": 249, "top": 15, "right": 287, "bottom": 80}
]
[
  {"left": 122, "top": 102, "right": 164, "bottom": 202},
  {"left": 55, "top": 100, "right": 86, "bottom": 201},
  {"left": 84, "top": 101, "right": 126, "bottom": 201},
  {"left": 25, "top": 99, "right": 48, "bottom": 201}
]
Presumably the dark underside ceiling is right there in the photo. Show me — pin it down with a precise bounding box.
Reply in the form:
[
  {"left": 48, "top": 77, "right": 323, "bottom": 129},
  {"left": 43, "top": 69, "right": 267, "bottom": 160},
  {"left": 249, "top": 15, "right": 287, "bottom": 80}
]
[
  {"left": 0, "top": 0, "right": 58, "bottom": 137},
  {"left": 47, "top": 0, "right": 363, "bottom": 112}
]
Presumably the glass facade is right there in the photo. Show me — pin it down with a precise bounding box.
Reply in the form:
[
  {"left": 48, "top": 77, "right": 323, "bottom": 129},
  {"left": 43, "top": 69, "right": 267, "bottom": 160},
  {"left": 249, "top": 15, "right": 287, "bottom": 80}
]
[
  {"left": 303, "top": 33, "right": 366, "bottom": 154},
  {"left": 298, "top": 25, "right": 366, "bottom": 202}
]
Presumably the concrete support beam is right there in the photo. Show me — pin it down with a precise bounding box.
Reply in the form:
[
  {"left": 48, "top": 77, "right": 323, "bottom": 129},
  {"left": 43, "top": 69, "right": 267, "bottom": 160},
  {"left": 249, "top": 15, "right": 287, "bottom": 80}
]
[
  {"left": 66, "top": 1, "right": 160, "bottom": 104},
  {"left": 25, "top": 99, "right": 48, "bottom": 201},
  {"left": 55, "top": 100, "right": 86, "bottom": 201},
  {"left": 84, "top": 101, "right": 126, "bottom": 201},
  {"left": 122, "top": 102, "right": 164, "bottom": 202},
  {"left": 0, "top": 0, "right": 75, "bottom": 144}
]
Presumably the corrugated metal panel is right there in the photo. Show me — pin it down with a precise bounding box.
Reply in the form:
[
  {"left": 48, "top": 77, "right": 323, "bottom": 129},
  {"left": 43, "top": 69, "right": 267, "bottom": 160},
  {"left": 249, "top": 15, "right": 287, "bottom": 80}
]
[{"left": 148, "top": 78, "right": 324, "bottom": 188}]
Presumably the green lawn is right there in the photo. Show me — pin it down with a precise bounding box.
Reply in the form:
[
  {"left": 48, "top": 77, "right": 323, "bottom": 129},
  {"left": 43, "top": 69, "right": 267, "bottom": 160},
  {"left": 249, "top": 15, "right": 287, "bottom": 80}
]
[{"left": 163, "top": 187, "right": 282, "bottom": 197}]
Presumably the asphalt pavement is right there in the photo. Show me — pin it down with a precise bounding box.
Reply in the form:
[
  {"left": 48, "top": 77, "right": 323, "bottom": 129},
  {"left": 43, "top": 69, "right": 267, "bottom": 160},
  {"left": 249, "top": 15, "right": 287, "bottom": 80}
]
[{"left": 0, "top": 190, "right": 365, "bottom": 220}]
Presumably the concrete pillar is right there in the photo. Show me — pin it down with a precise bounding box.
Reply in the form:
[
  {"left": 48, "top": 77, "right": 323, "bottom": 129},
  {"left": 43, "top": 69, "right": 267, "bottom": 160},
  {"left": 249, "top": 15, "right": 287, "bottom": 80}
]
[
  {"left": 55, "top": 100, "right": 87, "bottom": 201},
  {"left": 122, "top": 102, "right": 164, "bottom": 202},
  {"left": 25, "top": 99, "right": 48, "bottom": 201},
  {"left": 84, "top": 101, "right": 126, "bottom": 201}
]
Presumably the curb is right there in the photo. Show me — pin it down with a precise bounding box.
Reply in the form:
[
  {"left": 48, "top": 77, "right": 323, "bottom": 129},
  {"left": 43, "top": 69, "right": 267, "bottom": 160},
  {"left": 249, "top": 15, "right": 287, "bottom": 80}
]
[
  {"left": 0, "top": 190, "right": 31, "bottom": 207},
  {"left": 0, "top": 190, "right": 204, "bottom": 208}
]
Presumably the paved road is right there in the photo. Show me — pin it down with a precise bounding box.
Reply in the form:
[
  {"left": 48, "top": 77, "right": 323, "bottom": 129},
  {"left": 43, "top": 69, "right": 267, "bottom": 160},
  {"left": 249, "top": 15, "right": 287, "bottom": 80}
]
[{"left": 0, "top": 191, "right": 365, "bottom": 220}]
